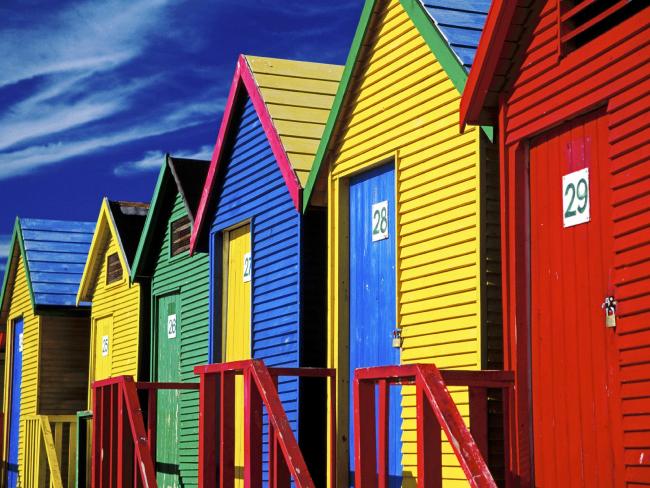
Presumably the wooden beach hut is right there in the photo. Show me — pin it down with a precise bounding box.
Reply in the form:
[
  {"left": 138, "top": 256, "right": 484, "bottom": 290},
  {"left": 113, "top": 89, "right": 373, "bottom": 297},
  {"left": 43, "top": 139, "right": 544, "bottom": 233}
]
[
  {"left": 302, "top": 1, "right": 500, "bottom": 485},
  {"left": 190, "top": 55, "right": 343, "bottom": 486},
  {"left": 77, "top": 198, "right": 149, "bottom": 393},
  {"left": 460, "top": 1, "right": 650, "bottom": 485},
  {"left": 131, "top": 155, "right": 210, "bottom": 488},
  {"left": 0, "top": 218, "right": 94, "bottom": 487}
]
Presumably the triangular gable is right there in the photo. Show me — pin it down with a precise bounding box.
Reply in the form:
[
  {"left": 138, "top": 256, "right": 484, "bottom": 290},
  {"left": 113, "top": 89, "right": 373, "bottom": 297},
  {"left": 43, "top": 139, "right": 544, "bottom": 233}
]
[
  {"left": 190, "top": 54, "right": 343, "bottom": 253},
  {"left": 77, "top": 198, "right": 148, "bottom": 302},
  {"left": 302, "top": 0, "right": 492, "bottom": 211},
  {"left": 1, "top": 217, "right": 95, "bottom": 319},
  {"left": 0, "top": 219, "right": 34, "bottom": 322},
  {"left": 131, "top": 155, "right": 209, "bottom": 280}
]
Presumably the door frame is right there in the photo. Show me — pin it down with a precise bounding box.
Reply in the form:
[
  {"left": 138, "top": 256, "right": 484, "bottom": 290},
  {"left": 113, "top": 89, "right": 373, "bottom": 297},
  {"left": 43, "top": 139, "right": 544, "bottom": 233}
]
[
  {"left": 330, "top": 152, "right": 400, "bottom": 485},
  {"left": 221, "top": 220, "right": 253, "bottom": 362},
  {"left": 88, "top": 313, "right": 114, "bottom": 404},
  {"left": 4, "top": 316, "right": 23, "bottom": 480},
  {"left": 150, "top": 290, "right": 181, "bottom": 382}
]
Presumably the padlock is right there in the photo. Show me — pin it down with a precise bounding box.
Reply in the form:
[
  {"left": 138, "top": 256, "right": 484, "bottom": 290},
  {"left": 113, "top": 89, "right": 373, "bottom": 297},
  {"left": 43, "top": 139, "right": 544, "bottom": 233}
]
[
  {"left": 601, "top": 296, "right": 617, "bottom": 329},
  {"left": 392, "top": 328, "right": 402, "bottom": 348},
  {"left": 606, "top": 310, "right": 616, "bottom": 328}
]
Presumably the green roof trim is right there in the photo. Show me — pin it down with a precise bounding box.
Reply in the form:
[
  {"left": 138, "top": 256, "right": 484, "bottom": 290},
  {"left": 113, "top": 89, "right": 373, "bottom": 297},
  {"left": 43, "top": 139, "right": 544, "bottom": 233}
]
[
  {"left": 0, "top": 218, "right": 36, "bottom": 318},
  {"left": 302, "top": 0, "right": 375, "bottom": 212},
  {"left": 130, "top": 156, "right": 171, "bottom": 284},
  {"left": 302, "top": 0, "right": 493, "bottom": 210}
]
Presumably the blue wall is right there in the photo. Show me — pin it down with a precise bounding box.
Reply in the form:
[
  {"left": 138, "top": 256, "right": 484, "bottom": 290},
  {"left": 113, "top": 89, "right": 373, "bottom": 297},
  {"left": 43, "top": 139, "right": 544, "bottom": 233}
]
[{"left": 208, "top": 94, "right": 302, "bottom": 468}]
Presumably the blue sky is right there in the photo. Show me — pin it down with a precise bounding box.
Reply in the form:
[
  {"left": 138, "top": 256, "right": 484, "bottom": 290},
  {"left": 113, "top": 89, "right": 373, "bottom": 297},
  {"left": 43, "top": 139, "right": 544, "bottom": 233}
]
[{"left": 0, "top": 0, "right": 362, "bottom": 273}]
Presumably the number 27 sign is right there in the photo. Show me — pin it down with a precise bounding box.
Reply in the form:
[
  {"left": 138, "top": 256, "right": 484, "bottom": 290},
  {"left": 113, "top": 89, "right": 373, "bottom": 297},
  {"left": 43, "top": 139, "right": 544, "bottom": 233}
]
[{"left": 562, "top": 168, "right": 590, "bottom": 228}]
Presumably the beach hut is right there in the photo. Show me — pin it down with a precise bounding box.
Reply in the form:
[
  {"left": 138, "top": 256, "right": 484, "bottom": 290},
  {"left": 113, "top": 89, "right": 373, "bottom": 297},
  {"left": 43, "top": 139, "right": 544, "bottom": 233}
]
[
  {"left": 0, "top": 218, "right": 94, "bottom": 487},
  {"left": 77, "top": 199, "right": 149, "bottom": 393},
  {"left": 460, "top": 2, "right": 650, "bottom": 486},
  {"left": 302, "top": 0, "right": 500, "bottom": 485},
  {"left": 190, "top": 55, "right": 343, "bottom": 486},
  {"left": 131, "top": 155, "right": 210, "bottom": 488}
]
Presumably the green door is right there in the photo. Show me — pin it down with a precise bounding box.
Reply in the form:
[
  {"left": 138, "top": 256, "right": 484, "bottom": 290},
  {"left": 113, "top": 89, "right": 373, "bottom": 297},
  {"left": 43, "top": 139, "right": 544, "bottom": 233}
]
[{"left": 156, "top": 293, "right": 181, "bottom": 487}]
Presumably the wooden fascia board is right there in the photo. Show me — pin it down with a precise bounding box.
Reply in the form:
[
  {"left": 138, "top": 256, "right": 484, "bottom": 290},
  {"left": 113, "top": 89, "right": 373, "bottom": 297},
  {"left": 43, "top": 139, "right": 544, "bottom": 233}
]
[
  {"left": 130, "top": 158, "right": 171, "bottom": 283},
  {"left": 0, "top": 219, "right": 36, "bottom": 321},
  {"left": 190, "top": 54, "right": 303, "bottom": 254},
  {"left": 301, "top": 0, "right": 376, "bottom": 212}
]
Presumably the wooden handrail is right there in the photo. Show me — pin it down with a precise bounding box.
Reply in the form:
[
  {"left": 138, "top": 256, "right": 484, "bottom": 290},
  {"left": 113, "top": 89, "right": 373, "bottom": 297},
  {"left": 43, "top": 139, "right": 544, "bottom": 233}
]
[
  {"left": 354, "top": 365, "right": 514, "bottom": 488},
  {"left": 194, "top": 360, "right": 336, "bottom": 488}
]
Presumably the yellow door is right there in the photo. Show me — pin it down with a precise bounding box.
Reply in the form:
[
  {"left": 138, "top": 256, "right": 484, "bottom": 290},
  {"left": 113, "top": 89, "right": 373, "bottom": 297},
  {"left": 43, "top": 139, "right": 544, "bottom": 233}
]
[
  {"left": 223, "top": 224, "right": 251, "bottom": 487},
  {"left": 94, "top": 316, "right": 113, "bottom": 381}
]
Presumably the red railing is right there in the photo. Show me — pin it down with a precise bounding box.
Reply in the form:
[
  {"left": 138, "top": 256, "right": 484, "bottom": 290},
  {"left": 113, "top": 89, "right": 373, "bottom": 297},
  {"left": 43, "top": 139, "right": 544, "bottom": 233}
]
[
  {"left": 91, "top": 376, "right": 199, "bottom": 488},
  {"left": 194, "top": 360, "right": 336, "bottom": 488},
  {"left": 354, "top": 364, "right": 514, "bottom": 488}
]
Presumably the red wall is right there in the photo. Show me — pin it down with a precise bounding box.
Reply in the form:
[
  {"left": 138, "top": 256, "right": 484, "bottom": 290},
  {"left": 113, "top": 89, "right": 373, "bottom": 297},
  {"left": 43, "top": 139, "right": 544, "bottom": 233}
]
[{"left": 499, "top": 2, "right": 650, "bottom": 485}]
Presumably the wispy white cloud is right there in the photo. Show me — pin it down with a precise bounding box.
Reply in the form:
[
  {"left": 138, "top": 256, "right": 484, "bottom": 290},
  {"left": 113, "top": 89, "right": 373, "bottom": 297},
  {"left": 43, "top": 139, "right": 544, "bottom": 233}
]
[
  {"left": 0, "top": 0, "right": 172, "bottom": 88},
  {"left": 0, "top": 97, "right": 223, "bottom": 181},
  {"left": 0, "top": 234, "right": 11, "bottom": 274},
  {"left": 113, "top": 144, "right": 214, "bottom": 176},
  {"left": 0, "top": 75, "right": 159, "bottom": 151}
]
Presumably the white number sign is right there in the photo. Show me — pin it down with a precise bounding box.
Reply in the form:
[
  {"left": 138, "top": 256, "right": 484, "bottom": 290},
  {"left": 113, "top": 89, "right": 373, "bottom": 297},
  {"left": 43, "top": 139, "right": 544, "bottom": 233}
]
[
  {"left": 562, "top": 168, "right": 590, "bottom": 228},
  {"left": 371, "top": 201, "right": 389, "bottom": 242},
  {"left": 243, "top": 252, "right": 252, "bottom": 282},
  {"left": 18, "top": 333, "right": 23, "bottom": 353},
  {"left": 167, "top": 314, "right": 177, "bottom": 339},
  {"left": 101, "top": 335, "right": 109, "bottom": 357}
]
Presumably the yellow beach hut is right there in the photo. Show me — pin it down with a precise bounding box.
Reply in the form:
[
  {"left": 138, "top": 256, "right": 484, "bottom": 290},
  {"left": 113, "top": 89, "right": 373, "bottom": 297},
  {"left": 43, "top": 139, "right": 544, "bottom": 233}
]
[
  {"left": 77, "top": 199, "right": 150, "bottom": 394},
  {"left": 302, "top": 1, "right": 500, "bottom": 486},
  {"left": 0, "top": 218, "right": 95, "bottom": 487}
]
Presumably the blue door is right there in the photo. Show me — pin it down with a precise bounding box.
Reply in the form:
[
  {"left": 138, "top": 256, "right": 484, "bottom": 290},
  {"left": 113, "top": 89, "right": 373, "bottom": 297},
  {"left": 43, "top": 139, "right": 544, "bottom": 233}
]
[
  {"left": 349, "top": 163, "right": 401, "bottom": 486},
  {"left": 7, "top": 318, "right": 23, "bottom": 488}
]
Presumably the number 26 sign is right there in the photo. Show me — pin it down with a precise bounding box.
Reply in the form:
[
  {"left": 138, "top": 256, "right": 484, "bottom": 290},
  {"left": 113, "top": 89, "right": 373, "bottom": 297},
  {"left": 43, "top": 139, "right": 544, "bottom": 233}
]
[{"left": 562, "top": 168, "right": 590, "bottom": 228}]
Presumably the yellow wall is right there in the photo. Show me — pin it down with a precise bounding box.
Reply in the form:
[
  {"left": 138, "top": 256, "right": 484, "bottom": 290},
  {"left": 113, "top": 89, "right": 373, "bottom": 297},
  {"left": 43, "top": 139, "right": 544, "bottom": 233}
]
[
  {"left": 327, "top": 0, "right": 490, "bottom": 485},
  {"left": 87, "top": 228, "right": 141, "bottom": 398},
  {"left": 2, "top": 254, "right": 40, "bottom": 484}
]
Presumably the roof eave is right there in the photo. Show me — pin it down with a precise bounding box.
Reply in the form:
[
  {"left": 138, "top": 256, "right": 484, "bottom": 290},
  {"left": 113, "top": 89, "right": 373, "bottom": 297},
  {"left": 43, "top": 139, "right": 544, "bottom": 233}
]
[{"left": 460, "top": 0, "right": 519, "bottom": 129}]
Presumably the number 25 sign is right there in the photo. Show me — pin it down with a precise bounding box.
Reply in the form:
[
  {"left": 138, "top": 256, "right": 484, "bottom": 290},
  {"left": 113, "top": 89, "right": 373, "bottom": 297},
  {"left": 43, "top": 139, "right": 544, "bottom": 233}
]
[{"left": 562, "top": 168, "right": 590, "bottom": 228}]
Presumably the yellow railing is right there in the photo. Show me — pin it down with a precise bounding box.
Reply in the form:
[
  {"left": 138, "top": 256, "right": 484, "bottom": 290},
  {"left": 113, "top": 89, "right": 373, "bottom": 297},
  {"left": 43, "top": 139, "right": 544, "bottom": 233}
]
[{"left": 23, "top": 415, "right": 77, "bottom": 488}]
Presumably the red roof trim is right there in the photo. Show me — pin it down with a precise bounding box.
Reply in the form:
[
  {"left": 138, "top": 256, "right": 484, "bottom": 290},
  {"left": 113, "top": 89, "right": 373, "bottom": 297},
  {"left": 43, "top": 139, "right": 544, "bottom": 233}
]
[
  {"left": 190, "top": 55, "right": 302, "bottom": 254},
  {"left": 460, "top": 0, "right": 519, "bottom": 129}
]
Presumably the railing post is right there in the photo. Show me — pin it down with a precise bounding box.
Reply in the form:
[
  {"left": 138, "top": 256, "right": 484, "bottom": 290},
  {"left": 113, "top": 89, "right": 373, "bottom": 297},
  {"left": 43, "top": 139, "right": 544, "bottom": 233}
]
[
  {"left": 329, "top": 374, "right": 337, "bottom": 488},
  {"left": 221, "top": 371, "right": 235, "bottom": 488},
  {"left": 354, "top": 375, "right": 377, "bottom": 488},
  {"left": 469, "top": 388, "right": 488, "bottom": 461},
  {"left": 377, "top": 380, "right": 389, "bottom": 488},
  {"left": 416, "top": 375, "right": 442, "bottom": 488},
  {"left": 198, "top": 371, "right": 218, "bottom": 488},
  {"left": 244, "top": 367, "right": 263, "bottom": 488},
  {"left": 147, "top": 388, "right": 157, "bottom": 464}
]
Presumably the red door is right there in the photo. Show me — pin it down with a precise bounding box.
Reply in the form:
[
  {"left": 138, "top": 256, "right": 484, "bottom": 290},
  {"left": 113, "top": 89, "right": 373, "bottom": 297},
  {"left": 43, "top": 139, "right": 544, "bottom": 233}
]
[{"left": 529, "top": 110, "right": 624, "bottom": 487}]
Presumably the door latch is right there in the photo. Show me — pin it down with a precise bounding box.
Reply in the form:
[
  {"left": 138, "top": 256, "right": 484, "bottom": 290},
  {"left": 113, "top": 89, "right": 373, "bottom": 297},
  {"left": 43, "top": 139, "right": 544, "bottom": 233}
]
[
  {"left": 601, "top": 296, "right": 617, "bottom": 329},
  {"left": 392, "top": 328, "right": 402, "bottom": 348}
]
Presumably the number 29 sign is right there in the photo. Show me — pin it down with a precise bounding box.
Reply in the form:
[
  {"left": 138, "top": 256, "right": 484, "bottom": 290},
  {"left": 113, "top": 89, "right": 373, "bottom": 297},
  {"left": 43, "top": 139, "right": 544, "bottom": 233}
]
[{"left": 562, "top": 168, "right": 590, "bottom": 228}]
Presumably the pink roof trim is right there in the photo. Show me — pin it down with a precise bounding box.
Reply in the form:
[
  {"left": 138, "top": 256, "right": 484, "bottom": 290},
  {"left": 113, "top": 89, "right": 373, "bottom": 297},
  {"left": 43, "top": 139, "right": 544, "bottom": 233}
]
[{"left": 190, "top": 55, "right": 302, "bottom": 253}]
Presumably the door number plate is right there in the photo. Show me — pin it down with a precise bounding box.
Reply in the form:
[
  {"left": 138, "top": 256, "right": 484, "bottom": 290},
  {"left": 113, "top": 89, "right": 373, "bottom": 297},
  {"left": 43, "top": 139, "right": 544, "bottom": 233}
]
[{"left": 562, "top": 168, "right": 590, "bottom": 228}]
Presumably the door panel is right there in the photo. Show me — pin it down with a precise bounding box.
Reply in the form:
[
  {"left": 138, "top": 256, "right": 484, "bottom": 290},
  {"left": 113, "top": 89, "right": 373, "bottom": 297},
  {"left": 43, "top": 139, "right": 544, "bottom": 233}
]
[
  {"left": 223, "top": 223, "right": 251, "bottom": 488},
  {"left": 530, "top": 110, "right": 623, "bottom": 487},
  {"left": 93, "top": 316, "right": 113, "bottom": 381},
  {"left": 348, "top": 163, "right": 400, "bottom": 486},
  {"left": 156, "top": 293, "right": 181, "bottom": 487},
  {"left": 7, "top": 318, "right": 23, "bottom": 488}
]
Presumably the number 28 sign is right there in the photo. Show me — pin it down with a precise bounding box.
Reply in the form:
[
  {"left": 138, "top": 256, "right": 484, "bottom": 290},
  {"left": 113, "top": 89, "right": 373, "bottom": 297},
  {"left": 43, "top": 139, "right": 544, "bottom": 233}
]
[
  {"left": 562, "top": 168, "right": 590, "bottom": 228},
  {"left": 372, "top": 200, "right": 389, "bottom": 242}
]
